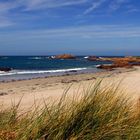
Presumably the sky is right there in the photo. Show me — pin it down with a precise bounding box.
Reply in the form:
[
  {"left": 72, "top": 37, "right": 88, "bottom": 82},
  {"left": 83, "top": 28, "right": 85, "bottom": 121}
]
[{"left": 0, "top": 0, "right": 140, "bottom": 56}]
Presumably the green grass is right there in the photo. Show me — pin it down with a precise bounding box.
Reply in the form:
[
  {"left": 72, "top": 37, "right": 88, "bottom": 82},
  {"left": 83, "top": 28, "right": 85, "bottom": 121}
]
[{"left": 0, "top": 80, "right": 140, "bottom": 140}]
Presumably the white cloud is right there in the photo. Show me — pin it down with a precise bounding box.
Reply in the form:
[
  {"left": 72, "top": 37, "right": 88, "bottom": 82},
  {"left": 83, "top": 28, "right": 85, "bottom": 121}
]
[
  {"left": 0, "top": 15, "right": 15, "bottom": 27},
  {"left": 1, "top": 24, "right": 140, "bottom": 39},
  {"left": 84, "top": 0, "right": 106, "bottom": 15},
  {"left": 0, "top": 0, "right": 88, "bottom": 14},
  {"left": 0, "top": 0, "right": 138, "bottom": 28},
  {"left": 0, "top": 1, "right": 22, "bottom": 14},
  {"left": 21, "top": 0, "right": 88, "bottom": 11},
  {"left": 0, "top": 0, "right": 89, "bottom": 27},
  {"left": 0, "top": 1, "right": 20, "bottom": 28},
  {"left": 109, "top": 0, "right": 129, "bottom": 11},
  {"left": 43, "top": 25, "right": 140, "bottom": 38},
  {"left": 127, "top": 8, "right": 140, "bottom": 13},
  {"left": 0, "top": 21, "right": 14, "bottom": 27}
]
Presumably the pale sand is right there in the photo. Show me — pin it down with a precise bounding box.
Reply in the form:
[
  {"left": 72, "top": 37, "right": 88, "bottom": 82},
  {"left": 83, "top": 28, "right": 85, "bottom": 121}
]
[{"left": 0, "top": 67, "right": 140, "bottom": 111}]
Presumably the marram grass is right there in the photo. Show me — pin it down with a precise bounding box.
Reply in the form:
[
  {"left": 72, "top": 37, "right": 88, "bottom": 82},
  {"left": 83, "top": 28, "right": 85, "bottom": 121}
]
[{"left": 0, "top": 81, "right": 140, "bottom": 140}]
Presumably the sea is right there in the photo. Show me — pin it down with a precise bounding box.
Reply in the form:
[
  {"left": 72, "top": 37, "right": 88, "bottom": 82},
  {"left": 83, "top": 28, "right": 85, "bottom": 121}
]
[{"left": 0, "top": 56, "right": 113, "bottom": 81}]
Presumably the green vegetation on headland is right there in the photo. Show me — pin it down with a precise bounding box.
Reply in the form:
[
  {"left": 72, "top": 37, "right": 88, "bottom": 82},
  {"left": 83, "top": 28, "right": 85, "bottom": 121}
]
[{"left": 0, "top": 81, "right": 140, "bottom": 140}]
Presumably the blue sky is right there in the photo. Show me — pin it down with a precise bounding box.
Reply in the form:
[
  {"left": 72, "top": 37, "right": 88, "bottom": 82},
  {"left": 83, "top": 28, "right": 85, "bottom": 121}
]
[{"left": 0, "top": 0, "right": 140, "bottom": 55}]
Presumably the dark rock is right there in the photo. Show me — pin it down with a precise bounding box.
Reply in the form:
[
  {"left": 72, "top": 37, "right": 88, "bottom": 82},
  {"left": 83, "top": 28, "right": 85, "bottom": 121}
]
[
  {"left": 69, "top": 70, "right": 77, "bottom": 72},
  {"left": 96, "top": 65, "right": 113, "bottom": 70},
  {"left": 0, "top": 67, "right": 12, "bottom": 72}
]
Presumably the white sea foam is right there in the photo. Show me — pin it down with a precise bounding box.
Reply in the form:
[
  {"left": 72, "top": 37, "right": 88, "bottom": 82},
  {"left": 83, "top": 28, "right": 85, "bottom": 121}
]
[
  {"left": 0, "top": 68, "right": 87, "bottom": 76},
  {"left": 28, "top": 57, "right": 43, "bottom": 60},
  {"left": 84, "top": 56, "right": 89, "bottom": 59}
]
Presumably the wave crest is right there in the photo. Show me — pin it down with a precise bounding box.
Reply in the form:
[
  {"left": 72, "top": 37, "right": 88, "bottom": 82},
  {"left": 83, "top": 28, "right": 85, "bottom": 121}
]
[{"left": 0, "top": 68, "right": 87, "bottom": 76}]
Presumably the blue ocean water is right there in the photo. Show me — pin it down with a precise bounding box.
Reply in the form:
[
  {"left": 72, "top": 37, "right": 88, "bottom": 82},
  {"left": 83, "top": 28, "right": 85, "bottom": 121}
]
[{"left": 0, "top": 56, "right": 112, "bottom": 81}]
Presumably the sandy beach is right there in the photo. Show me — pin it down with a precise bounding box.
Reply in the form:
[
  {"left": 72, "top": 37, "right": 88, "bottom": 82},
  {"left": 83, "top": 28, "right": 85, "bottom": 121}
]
[{"left": 0, "top": 67, "right": 140, "bottom": 111}]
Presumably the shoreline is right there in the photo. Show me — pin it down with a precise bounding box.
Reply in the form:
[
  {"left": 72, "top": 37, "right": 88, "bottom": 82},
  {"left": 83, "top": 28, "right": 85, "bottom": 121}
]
[
  {"left": 0, "top": 67, "right": 102, "bottom": 82},
  {"left": 0, "top": 67, "right": 139, "bottom": 111},
  {"left": 0, "top": 67, "right": 134, "bottom": 83}
]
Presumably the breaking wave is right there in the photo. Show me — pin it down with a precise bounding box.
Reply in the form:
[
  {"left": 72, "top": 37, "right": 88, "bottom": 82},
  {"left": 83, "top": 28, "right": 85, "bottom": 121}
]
[{"left": 0, "top": 68, "right": 87, "bottom": 76}]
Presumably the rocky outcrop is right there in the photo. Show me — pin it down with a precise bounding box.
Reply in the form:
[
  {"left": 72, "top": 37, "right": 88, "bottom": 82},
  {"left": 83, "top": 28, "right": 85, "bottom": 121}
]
[
  {"left": 95, "top": 56, "right": 140, "bottom": 70},
  {"left": 87, "top": 56, "right": 99, "bottom": 61},
  {"left": 88, "top": 56, "right": 140, "bottom": 63},
  {"left": 96, "top": 59, "right": 139, "bottom": 70},
  {"left": 96, "top": 64, "right": 114, "bottom": 70},
  {"left": 100, "top": 57, "right": 140, "bottom": 63},
  {"left": 0, "top": 67, "right": 12, "bottom": 72},
  {"left": 55, "top": 54, "right": 76, "bottom": 59}
]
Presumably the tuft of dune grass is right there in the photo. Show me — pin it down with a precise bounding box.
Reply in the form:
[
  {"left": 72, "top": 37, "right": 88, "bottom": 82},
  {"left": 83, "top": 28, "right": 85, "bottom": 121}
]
[{"left": 0, "top": 80, "right": 140, "bottom": 140}]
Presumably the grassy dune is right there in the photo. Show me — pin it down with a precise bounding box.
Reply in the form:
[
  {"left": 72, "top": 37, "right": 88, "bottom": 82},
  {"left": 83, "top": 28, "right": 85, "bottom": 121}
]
[{"left": 0, "top": 81, "right": 140, "bottom": 140}]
